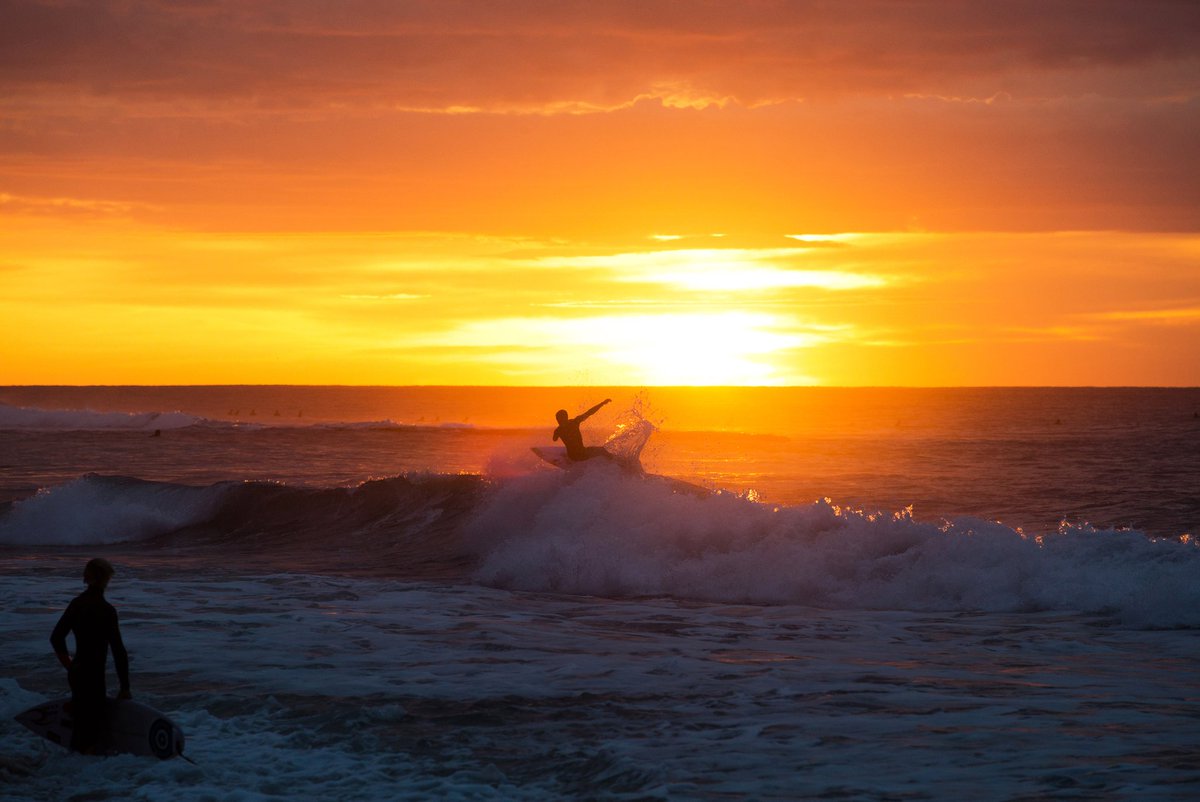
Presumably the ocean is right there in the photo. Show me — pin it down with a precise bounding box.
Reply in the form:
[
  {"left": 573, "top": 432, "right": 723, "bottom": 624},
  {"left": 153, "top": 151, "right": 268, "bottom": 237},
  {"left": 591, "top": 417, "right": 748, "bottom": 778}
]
[{"left": 1, "top": 386, "right": 1198, "bottom": 800}]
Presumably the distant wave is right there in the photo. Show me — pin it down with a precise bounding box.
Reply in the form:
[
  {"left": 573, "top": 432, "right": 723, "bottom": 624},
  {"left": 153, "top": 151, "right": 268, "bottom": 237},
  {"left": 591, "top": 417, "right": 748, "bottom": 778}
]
[
  {"left": 0, "top": 402, "right": 483, "bottom": 432},
  {"left": 3, "top": 467, "right": 1197, "bottom": 627},
  {"left": 309, "top": 419, "right": 479, "bottom": 431},
  {"left": 0, "top": 402, "right": 206, "bottom": 431}
]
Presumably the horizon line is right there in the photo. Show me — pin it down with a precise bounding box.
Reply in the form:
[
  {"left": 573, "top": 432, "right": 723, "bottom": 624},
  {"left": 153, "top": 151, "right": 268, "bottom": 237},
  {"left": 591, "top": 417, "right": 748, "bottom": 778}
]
[{"left": 3, "top": 384, "right": 1198, "bottom": 391}]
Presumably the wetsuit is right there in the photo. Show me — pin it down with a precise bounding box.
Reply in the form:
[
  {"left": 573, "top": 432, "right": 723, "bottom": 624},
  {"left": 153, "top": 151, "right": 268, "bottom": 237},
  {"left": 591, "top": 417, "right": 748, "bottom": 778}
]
[
  {"left": 50, "top": 587, "right": 130, "bottom": 752},
  {"left": 553, "top": 418, "right": 612, "bottom": 461},
  {"left": 552, "top": 418, "right": 589, "bottom": 461}
]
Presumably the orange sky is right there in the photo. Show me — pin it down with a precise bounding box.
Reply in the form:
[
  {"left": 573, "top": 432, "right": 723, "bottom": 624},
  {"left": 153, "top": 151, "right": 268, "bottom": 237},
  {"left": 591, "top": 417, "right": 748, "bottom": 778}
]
[{"left": 2, "top": 1, "right": 1198, "bottom": 386}]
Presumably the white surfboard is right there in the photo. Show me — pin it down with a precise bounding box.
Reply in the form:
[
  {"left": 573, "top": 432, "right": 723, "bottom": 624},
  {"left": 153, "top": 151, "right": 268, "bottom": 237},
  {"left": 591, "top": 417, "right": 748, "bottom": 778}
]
[
  {"left": 530, "top": 445, "right": 574, "bottom": 470},
  {"left": 531, "top": 417, "right": 707, "bottom": 496},
  {"left": 530, "top": 445, "right": 708, "bottom": 497},
  {"left": 15, "top": 697, "right": 186, "bottom": 759},
  {"left": 530, "top": 446, "right": 644, "bottom": 473}
]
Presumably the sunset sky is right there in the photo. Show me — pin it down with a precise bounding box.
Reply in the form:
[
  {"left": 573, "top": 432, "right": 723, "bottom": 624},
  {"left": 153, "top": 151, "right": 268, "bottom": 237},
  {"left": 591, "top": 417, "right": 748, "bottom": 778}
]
[{"left": 2, "top": 0, "right": 1198, "bottom": 386}]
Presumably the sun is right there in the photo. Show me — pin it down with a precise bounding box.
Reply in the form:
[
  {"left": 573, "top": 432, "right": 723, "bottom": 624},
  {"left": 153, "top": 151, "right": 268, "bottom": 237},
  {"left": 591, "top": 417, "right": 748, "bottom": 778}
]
[
  {"left": 581, "top": 312, "right": 816, "bottom": 385},
  {"left": 433, "top": 309, "right": 820, "bottom": 385}
]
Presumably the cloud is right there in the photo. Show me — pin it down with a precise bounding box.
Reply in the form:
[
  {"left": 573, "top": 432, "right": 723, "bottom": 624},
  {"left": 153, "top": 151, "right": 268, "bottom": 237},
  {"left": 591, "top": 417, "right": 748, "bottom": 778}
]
[
  {"left": 2, "top": 1, "right": 1196, "bottom": 113},
  {"left": 339, "top": 292, "right": 428, "bottom": 301},
  {"left": 1087, "top": 306, "right": 1200, "bottom": 325},
  {"left": 521, "top": 246, "right": 891, "bottom": 293},
  {"left": 2, "top": 4, "right": 1197, "bottom": 235},
  {"left": 4, "top": 224, "right": 1197, "bottom": 384},
  {"left": 0, "top": 191, "right": 147, "bottom": 218}
]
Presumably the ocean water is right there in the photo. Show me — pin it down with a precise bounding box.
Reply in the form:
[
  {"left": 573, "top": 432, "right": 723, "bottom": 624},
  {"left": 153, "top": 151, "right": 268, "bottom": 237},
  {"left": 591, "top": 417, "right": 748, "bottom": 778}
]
[{"left": 1, "top": 386, "right": 1198, "bottom": 800}]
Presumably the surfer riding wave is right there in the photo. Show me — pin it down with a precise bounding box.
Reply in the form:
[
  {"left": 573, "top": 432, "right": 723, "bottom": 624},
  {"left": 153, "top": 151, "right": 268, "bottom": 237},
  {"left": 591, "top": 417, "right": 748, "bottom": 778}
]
[{"left": 552, "top": 398, "right": 614, "bottom": 462}]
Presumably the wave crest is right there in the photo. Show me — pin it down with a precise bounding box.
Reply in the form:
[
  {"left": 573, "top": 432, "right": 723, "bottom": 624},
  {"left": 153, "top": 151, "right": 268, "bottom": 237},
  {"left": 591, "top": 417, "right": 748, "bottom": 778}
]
[
  {"left": 0, "top": 474, "right": 486, "bottom": 576},
  {"left": 0, "top": 475, "right": 230, "bottom": 545},
  {"left": 5, "top": 465, "right": 1196, "bottom": 627},
  {"left": 466, "top": 466, "right": 1200, "bottom": 627}
]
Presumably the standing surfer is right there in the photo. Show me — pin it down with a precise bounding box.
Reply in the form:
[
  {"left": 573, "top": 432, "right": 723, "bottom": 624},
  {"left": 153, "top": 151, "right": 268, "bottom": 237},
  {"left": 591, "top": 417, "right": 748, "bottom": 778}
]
[
  {"left": 553, "top": 398, "right": 614, "bottom": 461},
  {"left": 50, "top": 558, "right": 131, "bottom": 753}
]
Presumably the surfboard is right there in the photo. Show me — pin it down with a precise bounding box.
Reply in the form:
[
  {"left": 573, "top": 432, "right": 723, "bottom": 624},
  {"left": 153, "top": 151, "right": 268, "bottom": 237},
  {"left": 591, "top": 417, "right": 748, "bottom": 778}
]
[
  {"left": 531, "top": 417, "right": 707, "bottom": 496},
  {"left": 530, "top": 446, "right": 708, "bottom": 497},
  {"left": 15, "top": 697, "right": 186, "bottom": 759},
  {"left": 530, "top": 445, "right": 574, "bottom": 470},
  {"left": 530, "top": 446, "right": 644, "bottom": 473}
]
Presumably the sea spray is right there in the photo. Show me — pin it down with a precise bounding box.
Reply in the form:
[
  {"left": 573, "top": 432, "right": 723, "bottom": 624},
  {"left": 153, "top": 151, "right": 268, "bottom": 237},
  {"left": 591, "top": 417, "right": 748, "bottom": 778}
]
[{"left": 466, "top": 466, "right": 1200, "bottom": 626}]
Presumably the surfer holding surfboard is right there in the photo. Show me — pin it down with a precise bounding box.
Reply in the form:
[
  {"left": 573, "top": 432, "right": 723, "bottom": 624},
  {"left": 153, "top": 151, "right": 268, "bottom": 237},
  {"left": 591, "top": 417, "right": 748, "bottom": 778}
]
[
  {"left": 49, "top": 558, "right": 132, "bottom": 753},
  {"left": 18, "top": 557, "right": 187, "bottom": 759},
  {"left": 552, "top": 398, "right": 614, "bottom": 462}
]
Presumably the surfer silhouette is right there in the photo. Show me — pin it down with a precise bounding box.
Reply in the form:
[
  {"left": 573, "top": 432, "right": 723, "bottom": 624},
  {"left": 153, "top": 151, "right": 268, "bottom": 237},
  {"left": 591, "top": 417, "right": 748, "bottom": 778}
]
[
  {"left": 553, "top": 398, "right": 614, "bottom": 461},
  {"left": 50, "top": 558, "right": 131, "bottom": 753}
]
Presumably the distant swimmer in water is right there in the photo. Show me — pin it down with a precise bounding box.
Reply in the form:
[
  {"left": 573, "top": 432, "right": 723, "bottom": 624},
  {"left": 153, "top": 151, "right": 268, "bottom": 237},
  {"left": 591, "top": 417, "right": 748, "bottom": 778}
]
[
  {"left": 50, "top": 558, "right": 131, "bottom": 753},
  {"left": 553, "top": 398, "right": 614, "bottom": 462}
]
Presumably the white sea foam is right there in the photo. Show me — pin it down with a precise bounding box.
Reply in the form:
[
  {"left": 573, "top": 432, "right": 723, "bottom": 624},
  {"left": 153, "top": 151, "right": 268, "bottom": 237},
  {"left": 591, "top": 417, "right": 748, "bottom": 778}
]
[
  {"left": 2, "top": 570, "right": 1197, "bottom": 799},
  {"left": 0, "top": 476, "right": 228, "bottom": 546},
  {"left": 5, "top": 464, "right": 1196, "bottom": 627},
  {"left": 468, "top": 466, "right": 1200, "bottom": 626}
]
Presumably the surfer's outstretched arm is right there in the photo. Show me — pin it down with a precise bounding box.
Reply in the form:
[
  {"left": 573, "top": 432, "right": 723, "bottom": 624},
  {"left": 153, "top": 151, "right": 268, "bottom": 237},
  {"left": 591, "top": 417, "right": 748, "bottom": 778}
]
[{"left": 578, "top": 398, "right": 611, "bottom": 422}]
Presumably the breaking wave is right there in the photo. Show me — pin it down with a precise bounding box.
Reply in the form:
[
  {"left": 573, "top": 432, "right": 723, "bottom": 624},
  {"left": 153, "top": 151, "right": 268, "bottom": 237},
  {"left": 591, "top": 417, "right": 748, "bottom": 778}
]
[
  {"left": 466, "top": 466, "right": 1200, "bottom": 628},
  {"left": 2, "top": 467, "right": 1197, "bottom": 627}
]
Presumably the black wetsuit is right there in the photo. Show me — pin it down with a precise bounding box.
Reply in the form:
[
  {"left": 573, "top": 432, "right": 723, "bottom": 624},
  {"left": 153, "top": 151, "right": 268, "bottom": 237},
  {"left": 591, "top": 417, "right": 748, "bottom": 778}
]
[
  {"left": 50, "top": 587, "right": 130, "bottom": 752},
  {"left": 553, "top": 418, "right": 588, "bottom": 461},
  {"left": 553, "top": 418, "right": 612, "bottom": 462},
  {"left": 552, "top": 400, "right": 613, "bottom": 462}
]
